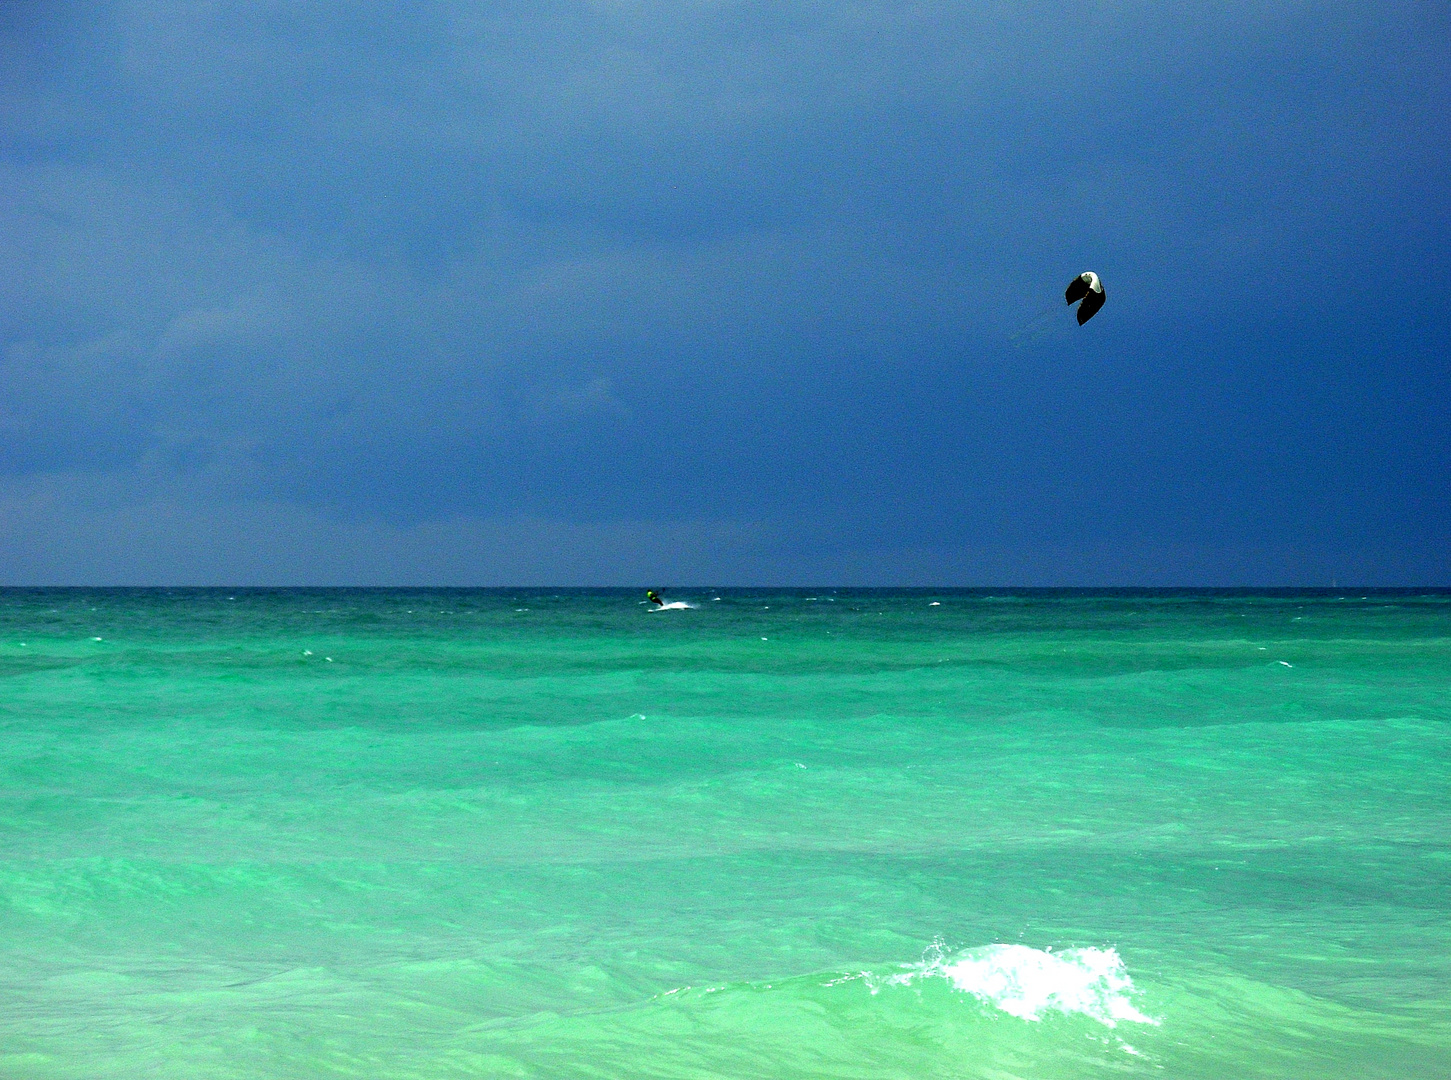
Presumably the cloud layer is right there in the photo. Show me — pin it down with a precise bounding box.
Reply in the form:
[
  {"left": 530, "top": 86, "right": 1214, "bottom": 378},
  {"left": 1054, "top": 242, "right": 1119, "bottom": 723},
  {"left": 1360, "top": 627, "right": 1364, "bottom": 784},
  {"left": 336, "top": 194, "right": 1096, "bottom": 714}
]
[{"left": 1, "top": 0, "right": 1447, "bottom": 582}]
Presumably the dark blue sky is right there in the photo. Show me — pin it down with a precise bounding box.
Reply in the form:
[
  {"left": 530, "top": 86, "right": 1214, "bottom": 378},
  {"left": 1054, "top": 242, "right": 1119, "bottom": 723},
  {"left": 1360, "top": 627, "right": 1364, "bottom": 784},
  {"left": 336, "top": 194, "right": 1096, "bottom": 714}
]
[{"left": 2, "top": 0, "right": 1447, "bottom": 584}]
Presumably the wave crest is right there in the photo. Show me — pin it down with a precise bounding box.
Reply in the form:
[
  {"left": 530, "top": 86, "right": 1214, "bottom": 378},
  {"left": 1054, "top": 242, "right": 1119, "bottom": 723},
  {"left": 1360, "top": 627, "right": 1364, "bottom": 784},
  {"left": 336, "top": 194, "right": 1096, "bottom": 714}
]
[{"left": 877, "top": 942, "right": 1157, "bottom": 1028}]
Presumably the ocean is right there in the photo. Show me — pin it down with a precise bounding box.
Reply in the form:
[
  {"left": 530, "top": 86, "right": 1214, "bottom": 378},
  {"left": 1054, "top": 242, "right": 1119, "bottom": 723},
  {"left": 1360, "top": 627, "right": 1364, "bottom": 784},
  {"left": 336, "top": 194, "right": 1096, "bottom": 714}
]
[{"left": 1, "top": 588, "right": 1447, "bottom": 1078}]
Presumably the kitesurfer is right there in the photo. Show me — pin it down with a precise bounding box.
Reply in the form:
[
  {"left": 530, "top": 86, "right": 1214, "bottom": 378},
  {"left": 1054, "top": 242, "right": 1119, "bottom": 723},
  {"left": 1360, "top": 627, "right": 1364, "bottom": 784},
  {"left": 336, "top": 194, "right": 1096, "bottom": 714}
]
[{"left": 646, "top": 590, "right": 664, "bottom": 607}]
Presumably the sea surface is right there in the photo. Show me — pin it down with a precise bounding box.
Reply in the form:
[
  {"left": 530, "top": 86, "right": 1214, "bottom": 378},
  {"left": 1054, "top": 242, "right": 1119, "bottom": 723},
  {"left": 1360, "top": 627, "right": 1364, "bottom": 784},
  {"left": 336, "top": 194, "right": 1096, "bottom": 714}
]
[{"left": 1, "top": 588, "right": 1448, "bottom": 1079}]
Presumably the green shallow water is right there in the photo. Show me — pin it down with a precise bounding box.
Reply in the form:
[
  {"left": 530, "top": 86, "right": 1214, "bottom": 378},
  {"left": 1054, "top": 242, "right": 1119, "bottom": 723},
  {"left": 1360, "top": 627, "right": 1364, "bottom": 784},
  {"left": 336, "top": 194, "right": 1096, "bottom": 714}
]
[{"left": 1, "top": 588, "right": 1448, "bottom": 1078}]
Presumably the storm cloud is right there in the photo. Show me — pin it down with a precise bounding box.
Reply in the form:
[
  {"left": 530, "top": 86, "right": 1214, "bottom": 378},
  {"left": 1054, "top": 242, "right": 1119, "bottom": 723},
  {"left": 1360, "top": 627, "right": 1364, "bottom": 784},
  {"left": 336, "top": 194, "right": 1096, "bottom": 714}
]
[{"left": 2, "top": 0, "right": 1447, "bottom": 583}]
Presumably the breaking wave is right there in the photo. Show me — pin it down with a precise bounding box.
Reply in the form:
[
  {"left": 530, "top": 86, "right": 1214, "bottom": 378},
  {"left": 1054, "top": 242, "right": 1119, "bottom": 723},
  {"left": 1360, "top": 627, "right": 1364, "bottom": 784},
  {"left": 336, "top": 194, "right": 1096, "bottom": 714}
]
[{"left": 867, "top": 941, "right": 1158, "bottom": 1028}]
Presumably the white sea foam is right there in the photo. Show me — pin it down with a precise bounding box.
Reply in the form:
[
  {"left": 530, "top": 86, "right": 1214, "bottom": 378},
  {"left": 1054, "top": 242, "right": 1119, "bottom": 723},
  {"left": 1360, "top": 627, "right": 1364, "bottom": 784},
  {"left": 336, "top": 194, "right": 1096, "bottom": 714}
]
[
  {"left": 881, "top": 943, "right": 1157, "bottom": 1028},
  {"left": 648, "top": 601, "right": 696, "bottom": 611}
]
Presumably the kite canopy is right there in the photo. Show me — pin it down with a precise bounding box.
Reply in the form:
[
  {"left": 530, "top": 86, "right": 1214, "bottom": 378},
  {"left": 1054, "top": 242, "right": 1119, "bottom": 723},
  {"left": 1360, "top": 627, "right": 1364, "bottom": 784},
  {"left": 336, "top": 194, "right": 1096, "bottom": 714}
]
[{"left": 1065, "top": 271, "right": 1105, "bottom": 324}]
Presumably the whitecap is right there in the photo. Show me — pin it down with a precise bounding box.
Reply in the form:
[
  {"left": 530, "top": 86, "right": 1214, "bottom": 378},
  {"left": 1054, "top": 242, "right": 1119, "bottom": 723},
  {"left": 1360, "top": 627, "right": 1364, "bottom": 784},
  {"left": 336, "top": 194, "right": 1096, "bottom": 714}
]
[{"left": 882, "top": 942, "right": 1157, "bottom": 1028}]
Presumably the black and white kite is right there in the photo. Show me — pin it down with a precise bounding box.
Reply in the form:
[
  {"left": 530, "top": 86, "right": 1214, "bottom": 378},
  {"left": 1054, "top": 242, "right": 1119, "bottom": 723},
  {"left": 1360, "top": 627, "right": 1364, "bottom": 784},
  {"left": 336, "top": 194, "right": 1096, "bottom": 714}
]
[{"left": 1065, "top": 271, "right": 1105, "bottom": 325}]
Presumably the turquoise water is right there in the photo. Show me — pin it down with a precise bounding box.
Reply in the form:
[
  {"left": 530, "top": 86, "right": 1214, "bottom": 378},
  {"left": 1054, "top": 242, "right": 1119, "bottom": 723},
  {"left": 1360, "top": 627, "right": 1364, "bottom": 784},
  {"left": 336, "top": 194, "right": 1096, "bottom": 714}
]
[{"left": 1, "top": 588, "right": 1448, "bottom": 1078}]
